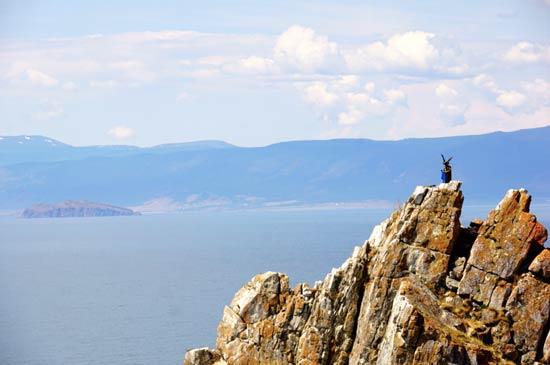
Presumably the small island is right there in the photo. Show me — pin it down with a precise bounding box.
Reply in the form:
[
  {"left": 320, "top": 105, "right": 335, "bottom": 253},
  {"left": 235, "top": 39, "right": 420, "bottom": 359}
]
[{"left": 21, "top": 201, "right": 141, "bottom": 218}]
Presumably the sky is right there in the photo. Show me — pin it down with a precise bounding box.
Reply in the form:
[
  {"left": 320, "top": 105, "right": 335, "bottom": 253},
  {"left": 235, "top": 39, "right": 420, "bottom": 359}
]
[{"left": 0, "top": 0, "right": 549, "bottom": 146}]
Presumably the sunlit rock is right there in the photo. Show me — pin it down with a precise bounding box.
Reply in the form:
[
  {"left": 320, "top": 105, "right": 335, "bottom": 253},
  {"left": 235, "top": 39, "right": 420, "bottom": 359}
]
[{"left": 184, "top": 182, "right": 550, "bottom": 365}]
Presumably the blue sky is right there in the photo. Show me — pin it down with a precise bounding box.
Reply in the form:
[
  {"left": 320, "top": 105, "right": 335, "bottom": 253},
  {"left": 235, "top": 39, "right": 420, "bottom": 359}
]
[{"left": 0, "top": 1, "right": 549, "bottom": 146}]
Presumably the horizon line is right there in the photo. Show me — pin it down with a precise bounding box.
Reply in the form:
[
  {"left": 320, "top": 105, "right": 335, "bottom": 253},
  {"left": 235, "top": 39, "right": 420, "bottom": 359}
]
[{"left": 1, "top": 124, "right": 549, "bottom": 149}]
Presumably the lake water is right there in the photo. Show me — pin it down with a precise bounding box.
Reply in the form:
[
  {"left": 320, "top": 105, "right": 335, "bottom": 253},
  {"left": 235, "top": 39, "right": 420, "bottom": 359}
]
[{"left": 1, "top": 205, "right": 548, "bottom": 365}]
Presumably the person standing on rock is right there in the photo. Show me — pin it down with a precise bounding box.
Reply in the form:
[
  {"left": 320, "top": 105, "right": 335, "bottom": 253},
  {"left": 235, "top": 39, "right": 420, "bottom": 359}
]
[{"left": 441, "top": 155, "right": 452, "bottom": 183}]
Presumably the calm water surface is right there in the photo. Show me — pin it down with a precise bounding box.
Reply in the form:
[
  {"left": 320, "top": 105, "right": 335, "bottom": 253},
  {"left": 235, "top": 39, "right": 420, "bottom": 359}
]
[
  {"left": 1, "top": 205, "right": 548, "bottom": 365},
  {"left": 0, "top": 209, "right": 388, "bottom": 365}
]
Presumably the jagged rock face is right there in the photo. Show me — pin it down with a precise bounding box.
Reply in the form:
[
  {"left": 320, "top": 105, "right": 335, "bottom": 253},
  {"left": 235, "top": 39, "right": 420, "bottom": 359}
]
[
  {"left": 350, "top": 182, "right": 464, "bottom": 364},
  {"left": 184, "top": 182, "right": 550, "bottom": 365},
  {"left": 184, "top": 348, "right": 226, "bottom": 365},
  {"left": 214, "top": 246, "right": 368, "bottom": 365},
  {"left": 461, "top": 189, "right": 540, "bottom": 281},
  {"left": 529, "top": 249, "right": 550, "bottom": 280}
]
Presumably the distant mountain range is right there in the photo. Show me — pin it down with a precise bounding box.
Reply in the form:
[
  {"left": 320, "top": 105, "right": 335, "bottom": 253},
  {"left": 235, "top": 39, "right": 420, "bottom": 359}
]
[
  {"left": 0, "top": 127, "right": 549, "bottom": 211},
  {"left": 0, "top": 135, "right": 234, "bottom": 166}
]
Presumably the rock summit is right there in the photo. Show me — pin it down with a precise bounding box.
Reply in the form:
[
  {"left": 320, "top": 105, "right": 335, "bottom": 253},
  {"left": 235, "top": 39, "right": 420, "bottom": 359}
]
[{"left": 185, "top": 182, "right": 549, "bottom": 365}]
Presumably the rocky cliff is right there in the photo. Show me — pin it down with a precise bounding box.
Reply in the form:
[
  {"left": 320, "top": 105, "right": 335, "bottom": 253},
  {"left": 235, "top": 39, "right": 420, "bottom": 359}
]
[{"left": 184, "top": 182, "right": 550, "bottom": 365}]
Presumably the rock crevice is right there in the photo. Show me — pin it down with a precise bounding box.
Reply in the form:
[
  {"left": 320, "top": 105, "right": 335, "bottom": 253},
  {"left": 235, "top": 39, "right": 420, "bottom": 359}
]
[{"left": 184, "top": 182, "right": 550, "bottom": 365}]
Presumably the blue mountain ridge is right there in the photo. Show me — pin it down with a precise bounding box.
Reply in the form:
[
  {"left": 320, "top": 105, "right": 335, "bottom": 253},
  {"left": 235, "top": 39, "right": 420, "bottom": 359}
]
[
  {"left": 0, "top": 135, "right": 235, "bottom": 166},
  {"left": 0, "top": 126, "right": 548, "bottom": 210}
]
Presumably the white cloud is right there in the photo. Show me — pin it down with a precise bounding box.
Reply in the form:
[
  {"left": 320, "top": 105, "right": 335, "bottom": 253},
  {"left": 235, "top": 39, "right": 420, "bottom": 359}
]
[
  {"left": 5, "top": 64, "right": 59, "bottom": 87},
  {"left": 463, "top": 99, "right": 550, "bottom": 135},
  {"left": 439, "top": 103, "right": 467, "bottom": 126},
  {"left": 25, "top": 69, "right": 59, "bottom": 87},
  {"left": 336, "top": 84, "right": 407, "bottom": 125},
  {"left": 521, "top": 78, "right": 550, "bottom": 99},
  {"left": 0, "top": 29, "right": 272, "bottom": 94},
  {"left": 435, "top": 83, "right": 467, "bottom": 125},
  {"left": 503, "top": 42, "right": 550, "bottom": 64},
  {"left": 435, "top": 83, "right": 458, "bottom": 98},
  {"left": 472, "top": 74, "right": 531, "bottom": 113},
  {"left": 336, "top": 75, "right": 359, "bottom": 88},
  {"left": 90, "top": 80, "right": 117, "bottom": 88},
  {"left": 194, "top": 27, "right": 464, "bottom": 79},
  {"left": 224, "top": 56, "right": 278, "bottom": 75},
  {"left": 384, "top": 89, "right": 406, "bottom": 105},
  {"left": 519, "top": 79, "right": 550, "bottom": 110},
  {"left": 113, "top": 30, "right": 201, "bottom": 43},
  {"left": 107, "top": 126, "right": 135, "bottom": 139},
  {"left": 496, "top": 90, "right": 527, "bottom": 108},
  {"left": 303, "top": 82, "right": 338, "bottom": 106},
  {"left": 472, "top": 72, "right": 549, "bottom": 113},
  {"left": 2, "top": 26, "right": 548, "bottom": 142},
  {"left": 381, "top": 81, "right": 550, "bottom": 140},
  {"left": 274, "top": 25, "right": 340, "bottom": 72},
  {"left": 1, "top": 27, "right": 463, "bottom": 97},
  {"left": 364, "top": 82, "right": 375, "bottom": 94},
  {"left": 110, "top": 60, "right": 155, "bottom": 82},
  {"left": 436, "top": 64, "right": 469, "bottom": 75},
  {"left": 344, "top": 31, "right": 440, "bottom": 71},
  {"left": 298, "top": 75, "right": 408, "bottom": 127},
  {"left": 521, "top": 79, "right": 550, "bottom": 112},
  {"left": 271, "top": 27, "right": 464, "bottom": 77},
  {"left": 338, "top": 108, "right": 364, "bottom": 125},
  {"left": 472, "top": 74, "right": 501, "bottom": 94},
  {"left": 62, "top": 81, "right": 77, "bottom": 91},
  {"left": 197, "top": 56, "right": 228, "bottom": 66},
  {"left": 179, "top": 69, "right": 220, "bottom": 79}
]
